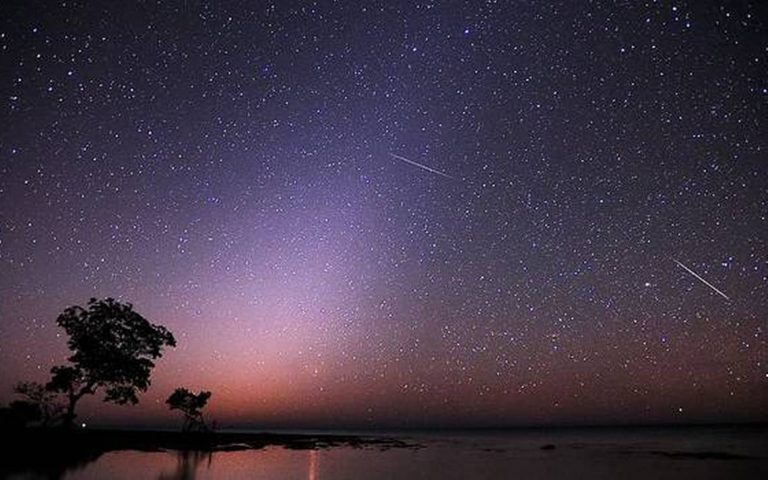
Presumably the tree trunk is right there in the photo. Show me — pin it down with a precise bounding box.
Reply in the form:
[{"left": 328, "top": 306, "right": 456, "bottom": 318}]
[
  {"left": 61, "top": 394, "right": 78, "bottom": 428},
  {"left": 62, "top": 385, "right": 92, "bottom": 428}
]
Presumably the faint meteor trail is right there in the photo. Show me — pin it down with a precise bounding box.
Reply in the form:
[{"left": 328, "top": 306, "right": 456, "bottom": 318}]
[
  {"left": 673, "top": 259, "right": 730, "bottom": 300},
  {"left": 389, "top": 153, "right": 454, "bottom": 180}
]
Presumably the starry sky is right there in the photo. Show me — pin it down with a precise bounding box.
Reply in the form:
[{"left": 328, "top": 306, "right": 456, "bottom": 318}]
[{"left": 0, "top": 1, "right": 766, "bottom": 429}]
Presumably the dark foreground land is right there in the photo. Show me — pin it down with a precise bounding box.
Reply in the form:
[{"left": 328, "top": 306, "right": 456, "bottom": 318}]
[{"left": 1, "top": 428, "right": 417, "bottom": 477}]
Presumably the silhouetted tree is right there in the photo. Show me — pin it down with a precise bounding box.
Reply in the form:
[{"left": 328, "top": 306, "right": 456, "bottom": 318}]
[
  {"left": 0, "top": 407, "right": 19, "bottom": 429},
  {"left": 0, "top": 400, "right": 41, "bottom": 429},
  {"left": 47, "top": 298, "right": 177, "bottom": 428},
  {"left": 166, "top": 388, "right": 211, "bottom": 432},
  {"left": 14, "top": 381, "right": 64, "bottom": 426}
]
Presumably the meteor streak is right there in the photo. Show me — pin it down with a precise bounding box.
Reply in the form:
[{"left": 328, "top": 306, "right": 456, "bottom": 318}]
[
  {"left": 389, "top": 153, "right": 454, "bottom": 179},
  {"left": 673, "top": 259, "right": 730, "bottom": 301}
]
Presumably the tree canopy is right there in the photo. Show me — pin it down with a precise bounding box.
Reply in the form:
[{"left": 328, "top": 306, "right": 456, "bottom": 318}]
[
  {"left": 47, "top": 297, "right": 176, "bottom": 427},
  {"left": 166, "top": 388, "right": 212, "bottom": 432}
]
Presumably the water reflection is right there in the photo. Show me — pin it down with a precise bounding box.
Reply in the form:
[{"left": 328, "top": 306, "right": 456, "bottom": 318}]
[
  {"left": 59, "top": 447, "right": 325, "bottom": 479},
  {"left": 14, "top": 428, "right": 762, "bottom": 480},
  {"left": 156, "top": 449, "right": 319, "bottom": 480},
  {"left": 157, "top": 450, "right": 211, "bottom": 480},
  {"left": 308, "top": 449, "right": 318, "bottom": 480}
]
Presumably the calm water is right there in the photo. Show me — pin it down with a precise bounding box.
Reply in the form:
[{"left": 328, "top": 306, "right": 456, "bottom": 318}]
[{"left": 8, "top": 426, "right": 767, "bottom": 479}]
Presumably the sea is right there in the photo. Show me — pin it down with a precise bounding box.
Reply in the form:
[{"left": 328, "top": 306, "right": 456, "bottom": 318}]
[{"left": 7, "top": 425, "right": 767, "bottom": 479}]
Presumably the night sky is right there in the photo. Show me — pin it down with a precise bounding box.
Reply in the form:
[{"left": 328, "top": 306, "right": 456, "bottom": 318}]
[{"left": 0, "top": 1, "right": 766, "bottom": 429}]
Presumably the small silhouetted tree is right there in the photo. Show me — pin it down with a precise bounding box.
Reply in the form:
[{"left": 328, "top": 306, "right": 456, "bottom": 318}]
[
  {"left": 167, "top": 388, "right": 211, "bottom": 432},
  {"left": 14, "top": 381, "right": 64, "bottom": 426},
  {"left": 47, "top": 298, "right": 177, "bottom": 428},
  {"left": 3, "top": 400, "right": 41, "bottom": 428}
]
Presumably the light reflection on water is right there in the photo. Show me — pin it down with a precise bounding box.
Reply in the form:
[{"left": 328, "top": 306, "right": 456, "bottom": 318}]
[{"left": 308, "top": 450, "right": 318, "bottom": 480}]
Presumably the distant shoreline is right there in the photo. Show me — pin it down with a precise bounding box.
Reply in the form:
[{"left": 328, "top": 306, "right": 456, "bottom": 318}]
[{"left": 71, "top": 421, "right": 768, "bottom": 434}]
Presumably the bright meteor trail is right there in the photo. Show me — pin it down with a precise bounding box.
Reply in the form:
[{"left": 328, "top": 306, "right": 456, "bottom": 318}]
[
  {"left": 673, "top": 259, "right": 730, "bottom": 301},
  {"left": 389, "top": 153, "right": 454, "bottom": 179}
]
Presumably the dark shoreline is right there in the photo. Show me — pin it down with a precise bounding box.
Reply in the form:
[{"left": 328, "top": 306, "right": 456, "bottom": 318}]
[{"left": 1, "top": 428, "right": 417, "bottom": 477}]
